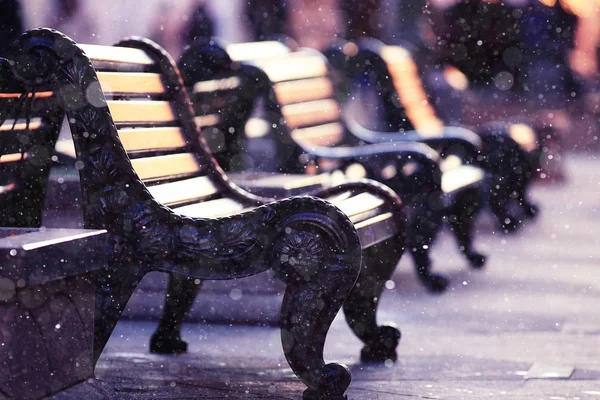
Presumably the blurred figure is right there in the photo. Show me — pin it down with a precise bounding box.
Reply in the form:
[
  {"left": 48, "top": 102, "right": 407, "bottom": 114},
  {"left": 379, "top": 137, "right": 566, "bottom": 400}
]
[
  {"left": 0, "top": 0, "right": 23, "bottom": 55},
  {"left": 183, "top": 4, "right": 215, "bottom": 45},
  {"left": 245, "top": 0, "right": 287, "bottom": 41}
]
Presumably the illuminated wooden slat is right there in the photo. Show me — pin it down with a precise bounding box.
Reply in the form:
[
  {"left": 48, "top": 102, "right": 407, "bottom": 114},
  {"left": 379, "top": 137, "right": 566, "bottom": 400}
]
[
  {"left": 290, "top": 122, "right": 344, "bottom": 147},
  {"left": 194, "top": 114, "right": 221, "bottom": 128},
  {"left": 173, "top": 197, "right": 246, "bottom": 218},
  {"left": 251, "top": 53, "right": 328, "bottom": 82},
  {"left": 96, "top": 72, "right": 165, "bottom": 95},
  {"left": 0, "top": 91, "right": 53, "bottom": 99},
  {"left": 282, "top": 99, "right": 340, "bottom": 129},
  {"left": 0, "top": 118, "right": 43, "bottom": 131},
  {"left": 193, "top": 77, "right": 241, "bottom": 93},
  {"left": 274, "top": 77, "right": 334, "bottom": 105},
  {"left": 131, "top": 153, "right": 200, "bottom": 182},
  {"left": 335, "top": 192, "right": 386, "bottom": 222},
  {"left": 107, "top": 100, "right": 175, "bottom": 124},
  {"left": 147, "top": 176, "right": 219, "bottom": 206},
  {"left": 0, "top": 153, "right": 27, "bottom": 163},
  {"left": 118, "top": 127, "right": 187, "bottom": 153},
  {"left": 227, "top": 41, "right": 290, "bottom": 62},
  {"left": 441, "top": 165, "right": 485, "bottom": 194},
  {"left": 381, "top": 45, "right": 446, "bottom": 135},
  {"left": 80, "top": 44, "right": 154, "bottom": 66}
]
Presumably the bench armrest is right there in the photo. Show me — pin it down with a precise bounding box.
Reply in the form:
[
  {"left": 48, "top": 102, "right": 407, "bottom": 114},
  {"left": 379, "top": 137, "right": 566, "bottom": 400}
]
[
  {"left": 228, "top": 172, "right": 334, "bottom": 198},
  {"left": 301, "top": 140, "right": 440, "bottom": 168},
  {"left": 345, "top": 118, "right": 482, "bottom": 157}
]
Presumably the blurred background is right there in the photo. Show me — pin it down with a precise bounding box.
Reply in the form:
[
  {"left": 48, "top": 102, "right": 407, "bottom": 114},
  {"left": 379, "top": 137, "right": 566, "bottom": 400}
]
[{"left": 3, "top": 0, "right": 599, "bottom": 150}]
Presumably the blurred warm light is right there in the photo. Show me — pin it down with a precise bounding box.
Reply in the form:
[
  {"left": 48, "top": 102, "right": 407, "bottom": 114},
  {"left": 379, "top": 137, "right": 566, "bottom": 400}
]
[
  {"left": 443, "top": 66, "right": 469, "bottom": 91},
  {"left": 509, "top": 123, "right": 537, "bottom": 152},
  {"left": 345, "top": 163, "right": 367, "bottom": 179}
]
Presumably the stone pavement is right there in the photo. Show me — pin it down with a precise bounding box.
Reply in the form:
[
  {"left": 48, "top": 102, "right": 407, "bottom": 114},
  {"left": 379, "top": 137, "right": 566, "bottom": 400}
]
[{"left": 53, "top": 154, "right": 600, "bottom": 399}]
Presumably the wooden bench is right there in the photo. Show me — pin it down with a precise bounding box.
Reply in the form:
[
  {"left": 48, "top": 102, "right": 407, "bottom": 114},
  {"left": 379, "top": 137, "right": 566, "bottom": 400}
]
[
  {"left": 179, "top": 40, "right": 488, "bottom": 294},
  {"left": 351, "top": 38, "right": 543, "bottom": 231},
  {"left": 2, "top": 28, "right": 412, "bottom": 400}
]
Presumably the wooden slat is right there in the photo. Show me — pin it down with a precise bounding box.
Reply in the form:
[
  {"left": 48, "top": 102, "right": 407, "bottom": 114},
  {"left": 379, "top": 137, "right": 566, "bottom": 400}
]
[
  {"left": 118, "top": 127, "right": 187, "bottom": 153},
  {"left": 282, "top": 99, "right": 340, "bottom": 129},
  {"left": 131, "top": 153, "right": 200, "bottom": 182},
  {"left": 97, "top": 72, "right": 166, "bottom": 95},
  {"left": 173, "top": 197, "right": 246, "bottom": 218},
  {"left": 107, "top": 100, "right": 176, "bottom": 124},
  {"left": 274, "top": 77, "right": 334, "bottom": 105},
  {"left": 0, "top": 92, "right": 53, "bottom": 99},
  {"left": 335, "top": 192, "right": 386, "bottom": 223},
  {"left": 80, "top": 44, "right": 154, "bottom": 66},
  {"left": 251, "top": 53, "right": 328, "bottom": 82},
  {"left": 441, "top": 165, "right": 485, "bottom": 194},
  {"left": 0, "top": 118, "right": 43, "bottom": 131},
  {"left": 290, "top": 122, "right": 344, "bottom": 147},
  {"left": 146, "top": 176, "right": 219, "bottom": 206},
  {"left": 355, "top": 212, "right": 399, "bottom": 248},
  {"left": 0, "top": 153, "right": 27, "bottom": 163},
  {"left": 193, "top": 77, "right": 241, "bottom": 93},
  {"left": 382, "top": 45, "right": 445, "bottom": 136},
  {"left": 194, "top": 114, "right": 221, "bottom": 128},
  {"left": 227, "top": 41, "right": 290, "bottom": 62}
]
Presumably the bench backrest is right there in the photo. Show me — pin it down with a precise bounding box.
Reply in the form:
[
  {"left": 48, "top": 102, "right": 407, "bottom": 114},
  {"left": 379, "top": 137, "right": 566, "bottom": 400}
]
[
  {"left": 0, "top": 64, "right": 62, "bottom": 227},
  {"left": 356, "top": 39, "right": 447, "bottom": 136},
  {"left": 243, "top": 50, "right": 345, "bottom": 149},
  {"left": 4, "top": 30, "right": 256, "bottom": 234}
]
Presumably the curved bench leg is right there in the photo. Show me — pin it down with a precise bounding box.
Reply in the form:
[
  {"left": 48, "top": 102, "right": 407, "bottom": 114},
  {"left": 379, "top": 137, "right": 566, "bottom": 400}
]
[
  {"left": 150, "top": 274, "right": 201, "bottom": 354},
  {"left": 488, "top": 184, "right": 521, "bottom": 233},
  {"left": 275, "top": 233, "right": 360, "bottom": 400},
  {"left": 447, "top": 187, "right": 487, "bottom": 269},
  {"left": 408, "top": 204, "right": 448, "bottom": 293},
  {"left": 343, "top": 236, "right": 403, "bottom": 363},
  {"left": 94, "top": 267, "right": 146, "bottom": 362}
]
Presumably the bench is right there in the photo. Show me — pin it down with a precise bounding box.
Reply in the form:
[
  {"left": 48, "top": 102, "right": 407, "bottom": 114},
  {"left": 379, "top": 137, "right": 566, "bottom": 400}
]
[
  {"left": 351, "top": 38, "right": 543, "bottom": 231},
  {"left": 2, "top": 28, "right": 411, "bottom": 400},
  {"left": 179, "top": 40, "right": 487, "bottom": 294}
]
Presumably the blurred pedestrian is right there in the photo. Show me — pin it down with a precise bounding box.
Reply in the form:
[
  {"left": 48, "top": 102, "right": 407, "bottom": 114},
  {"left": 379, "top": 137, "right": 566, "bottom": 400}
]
[{"left": 0, "top": 0, "right": 23, "bottom": 56}]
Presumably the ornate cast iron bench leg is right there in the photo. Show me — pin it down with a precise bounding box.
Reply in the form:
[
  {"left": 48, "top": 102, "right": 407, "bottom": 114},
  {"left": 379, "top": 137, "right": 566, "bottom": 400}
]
[
  {"left": 343, "top": 234, "right": 403, "bottom": 362},
  {"left": 150, "top": 275, "right": 200, "bottom": 354}
]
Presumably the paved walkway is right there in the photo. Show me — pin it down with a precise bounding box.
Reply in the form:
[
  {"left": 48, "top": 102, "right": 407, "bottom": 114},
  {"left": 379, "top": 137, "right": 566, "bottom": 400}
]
[{"left": 55, "top": 154, "right": 600, "bottom": 399}]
